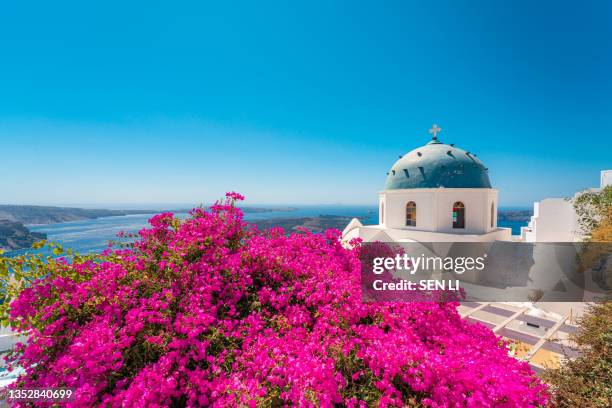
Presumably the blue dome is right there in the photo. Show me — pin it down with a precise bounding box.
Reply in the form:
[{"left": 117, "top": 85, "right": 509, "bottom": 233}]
[{"left": 385, "top": 139, "right": 492, "bottom": 189}]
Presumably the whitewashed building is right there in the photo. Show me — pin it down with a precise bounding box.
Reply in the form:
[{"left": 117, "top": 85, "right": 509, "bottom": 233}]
[
  {"left": 343, "top": 125, "right": 512, "bottom": 243},
  {"left": 521, "top": 170, "right": 611, "bottom": 242},
  {"left": 341, "top": 127, "right": 606, "bottom": 368}
]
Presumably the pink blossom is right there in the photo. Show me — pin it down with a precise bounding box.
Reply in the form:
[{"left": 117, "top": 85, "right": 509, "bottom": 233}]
[{"left": 6, "top": 193, "right": 549, "bottom": 407}]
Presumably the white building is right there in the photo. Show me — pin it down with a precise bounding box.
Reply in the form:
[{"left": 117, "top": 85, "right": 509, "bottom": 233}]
[
  {"left": 521, "top": 170, "right": 611, "bottom": 242},
  {"left": 602, "top": 170, "right": 612, "bottom": 189},
  {"left": 341, "top": 127, "right": 606, "bottom": 360},
  {"left": 343, "top": 126, "right": 512, "bottom": 243}
]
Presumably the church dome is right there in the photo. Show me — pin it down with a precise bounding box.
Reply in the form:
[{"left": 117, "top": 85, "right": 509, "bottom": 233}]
[{"left": 385, "top": 133, "right": 492, "bottom": 190}]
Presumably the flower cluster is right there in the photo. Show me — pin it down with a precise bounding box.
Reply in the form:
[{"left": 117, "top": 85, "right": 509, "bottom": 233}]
[{"left": 6, "top": 193, "right": 549, "bottom": 407}]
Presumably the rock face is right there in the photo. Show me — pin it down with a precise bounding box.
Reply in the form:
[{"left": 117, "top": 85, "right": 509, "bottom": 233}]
[{"left": 0, "top": 219, "right": 47, "bottom": 251}]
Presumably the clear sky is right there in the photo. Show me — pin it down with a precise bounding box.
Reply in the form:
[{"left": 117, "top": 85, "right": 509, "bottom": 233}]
[{"left": 1, "top": 1, "right": 610, "bottom": 207}]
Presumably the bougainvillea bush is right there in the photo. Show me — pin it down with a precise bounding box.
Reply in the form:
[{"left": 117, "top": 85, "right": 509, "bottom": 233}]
[{"left": 2, "top": 193, "right": 549, "bottom": 407}]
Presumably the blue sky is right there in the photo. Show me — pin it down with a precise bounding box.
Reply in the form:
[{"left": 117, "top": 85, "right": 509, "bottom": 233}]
[{"left": 1, "top": 1, "right": 610, "bottom": 206}]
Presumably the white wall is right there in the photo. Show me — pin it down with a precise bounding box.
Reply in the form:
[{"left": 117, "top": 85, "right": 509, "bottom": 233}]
[
  {"left": 601, "top": 170, "right": 612, "bottom": 189},
  {"left": 522, "top": 169, "right": 611, "bottom": 243},
  {"left": 524, "top": 198, "right": 576, "bottom": 242},
  {"left": 346, "top": 224, "right": 511, "bottom": 243},
  {"left": 379, "top": 188, "right": 498, "bottom": 235}
]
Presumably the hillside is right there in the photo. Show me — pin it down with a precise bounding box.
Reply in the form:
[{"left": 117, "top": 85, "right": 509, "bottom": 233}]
[
  {"left": 0, "top": 205, "right": 161, "bottom": 225},
  {"left": 498, "top": 209, "right": 532, "bottom": 222},
  {"left": 0, "top": 219, "right": 47, "bottom": 251},
  {"left": 251, "top": 215, "right": 355, "bottom": 233},
  {"left": 0, "top": 205, "right": 297, "bottom": 226}
]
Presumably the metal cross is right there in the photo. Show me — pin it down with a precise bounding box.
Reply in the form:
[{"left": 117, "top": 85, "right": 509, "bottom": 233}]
[{"left": 428, "top": 124, "right": 442, "bottom": 140}]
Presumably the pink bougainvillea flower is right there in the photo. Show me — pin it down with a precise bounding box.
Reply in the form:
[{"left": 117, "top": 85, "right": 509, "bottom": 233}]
[{"left": 6, "top": 193, "right": 549, "bottom": 407}]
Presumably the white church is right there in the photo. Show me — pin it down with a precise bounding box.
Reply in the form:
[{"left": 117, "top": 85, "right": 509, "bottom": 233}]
[
  {"left": 341, "top": 125, "right": 610, "bottom": 360},
  {"left": 343, "top": 125, "right": 512, "bottom": 243},
  {"left": 342, "top": 125, "right": 610, "bottom": 244}
]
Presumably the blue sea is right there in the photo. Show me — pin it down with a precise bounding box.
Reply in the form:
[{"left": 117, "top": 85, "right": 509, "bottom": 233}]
[
  {"left": 10, "top": 205, "right": 528, "bottom": 256},
  {"left": 15, "top": 206, "right": 377, "bottom": 255}
]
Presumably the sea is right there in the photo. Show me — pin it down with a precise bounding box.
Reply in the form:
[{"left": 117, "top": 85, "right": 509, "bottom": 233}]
[{"left": 9, "top": 206, "right": 529, "bottom": 256}]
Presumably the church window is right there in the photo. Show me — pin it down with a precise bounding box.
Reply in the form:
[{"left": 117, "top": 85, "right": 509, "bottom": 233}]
[
  {"left": 405, "top": 201, "right": 416, "bottom": 226},
  {"left": 452, "top": 202, "right": 465, "bottom": 229},
  {"left": 491, "top": 202, "right": 495, "bottom": 228}
]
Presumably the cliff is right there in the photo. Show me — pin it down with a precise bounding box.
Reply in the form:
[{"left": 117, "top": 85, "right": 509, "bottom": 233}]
[{"left": 0, "top": 219, "right": 47, "bottom": 251}]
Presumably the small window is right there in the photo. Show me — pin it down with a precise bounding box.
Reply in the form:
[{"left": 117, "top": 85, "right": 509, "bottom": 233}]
[
  {"left": 381, "top": 201, "right": 384, "bottom": 224},
  {"left": 405, "top": 201, "right": 417, "bottom": 227},
  {"left": 452, "top": 201, "right": 465, "bottom": 229},
  {"left": 491, "top": 202, "right": 495, "bottom": 228}
]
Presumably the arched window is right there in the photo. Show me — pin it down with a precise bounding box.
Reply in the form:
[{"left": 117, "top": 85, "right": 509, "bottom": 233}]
[
  {"left": 491, "top": 202, "right": 495, "bottom": 228},
  {"left": 452, "top": 201, "right": 465, "bottom": 229},
  {"left": 405, "top": 201, "right": 417, "bottom": 226}
]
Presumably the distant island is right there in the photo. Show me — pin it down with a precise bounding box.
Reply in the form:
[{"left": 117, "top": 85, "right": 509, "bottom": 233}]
[
  {"left": 251, "top": 215, "right": 356, "bottom": 233},
  {"left": 0, "top": 205, "right": 162, "bottom": 225},
  {"left": 497, "top": 209, "right": 532, "bottom": 222},
  {"left": 0, "top": 205, "right": 298, "bottom": 226},
  {"left": 0, "top": 205, "right": 297, "bottom": 250}
]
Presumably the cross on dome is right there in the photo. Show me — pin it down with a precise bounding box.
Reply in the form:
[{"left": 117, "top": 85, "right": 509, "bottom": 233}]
[{"left": 428, "top": 124, "right": 442, "bottom": 141}]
